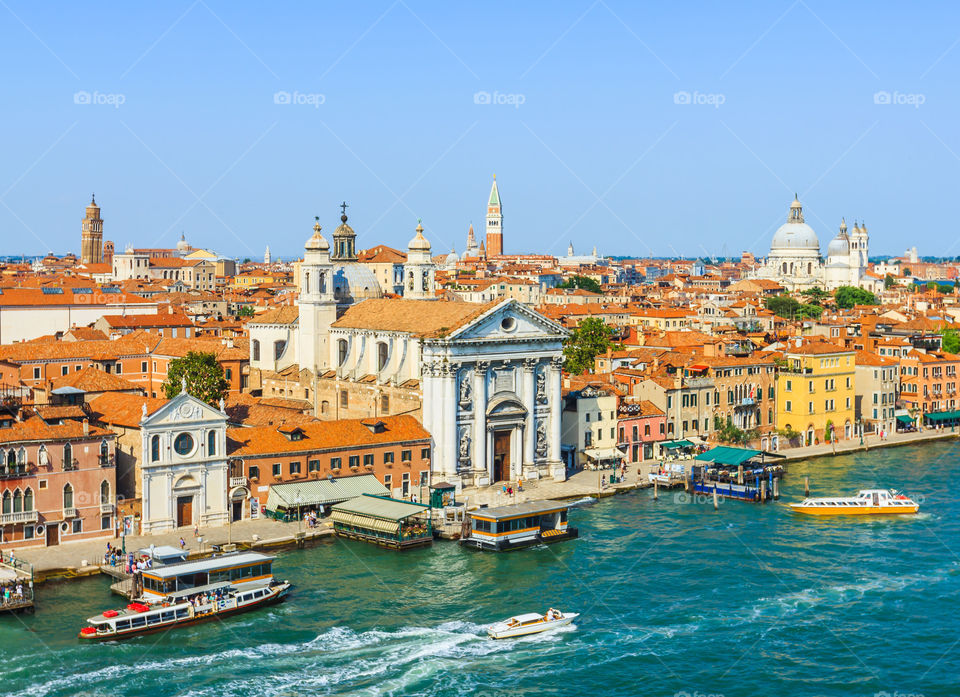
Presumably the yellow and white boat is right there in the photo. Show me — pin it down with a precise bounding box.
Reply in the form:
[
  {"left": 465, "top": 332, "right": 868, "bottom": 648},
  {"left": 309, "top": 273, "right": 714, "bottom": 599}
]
[
  {"left": 788, "top": 488, "right": 919, "bottom": 516},
  {"left": 487, "top": 610, "right": 579, "bottom": 639}
]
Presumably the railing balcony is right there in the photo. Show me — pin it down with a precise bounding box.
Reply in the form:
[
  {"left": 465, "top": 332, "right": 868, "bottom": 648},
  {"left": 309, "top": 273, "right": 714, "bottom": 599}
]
[
  {"left": 229, "top": 476, "right": 248, "bottom": 488},
  {"left": 99, "top": 454, "right": 115, "bottom": 467},
  {"left": 100, "top": 500, "right": 114, "bottom": 514},
  {"left": 739, "top": 398, "right": 755, "bottom": 406},
  {"left": 63, "top": 507, "right": 77, "bottom": 518},
  {"left": 0, "top": 465, "right": 28, "bottom": 479},
  {"left": 64, "top": 459, "right": 79, "bottom": 472},
  {"left": 0, "top": 510, "right": 38, "bottom": 525}
]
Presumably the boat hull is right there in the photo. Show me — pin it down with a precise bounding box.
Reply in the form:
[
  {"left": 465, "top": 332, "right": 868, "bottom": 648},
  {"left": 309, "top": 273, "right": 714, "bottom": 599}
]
[
  {"left": 79, "top": 584, "right": 290, "bottom": 641},
  {"left": 788, "top": 503, "right": 919, "bottom": 516},
  {"left": 488, "top": 613, "right": 579, "bottom": 639}
]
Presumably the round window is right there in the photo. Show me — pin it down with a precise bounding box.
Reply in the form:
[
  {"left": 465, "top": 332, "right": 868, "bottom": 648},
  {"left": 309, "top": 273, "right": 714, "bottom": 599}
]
[
  {"left": 500, "top": 316, "right": 517, "bottom": 332},
  {"left": 173, "top": 433, "right": 195, "bottom": 456}
]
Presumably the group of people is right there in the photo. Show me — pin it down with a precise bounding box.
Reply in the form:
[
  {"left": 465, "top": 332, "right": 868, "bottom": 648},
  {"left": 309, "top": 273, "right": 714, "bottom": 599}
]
[
  {"left": 1, "top": 582, "right": 25, "bottom": 605},
  {"left": 544, "top": 608, "right": 563, "bottom": 621},
  {"left": 186, "top": 587, "right": 228, "bottom": 613},
  {"left": 303, "top": 509, "right": 321, "bottom": 528}
]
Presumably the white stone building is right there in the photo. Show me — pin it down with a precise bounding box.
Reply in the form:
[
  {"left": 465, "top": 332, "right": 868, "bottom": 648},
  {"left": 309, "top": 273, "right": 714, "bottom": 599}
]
[{"left": 140, "top": 389, "right": 229, "bottom": 534}]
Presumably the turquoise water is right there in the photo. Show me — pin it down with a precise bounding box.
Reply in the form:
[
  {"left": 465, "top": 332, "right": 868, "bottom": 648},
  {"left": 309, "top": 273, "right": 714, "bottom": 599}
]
[{"left": 3, "top": 442, "right": 959, "bottom": 697}]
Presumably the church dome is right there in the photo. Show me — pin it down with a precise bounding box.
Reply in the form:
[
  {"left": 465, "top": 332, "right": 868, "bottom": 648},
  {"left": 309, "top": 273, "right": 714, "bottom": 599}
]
[
  {"left": 445, "top": 248, "right": 459, "bottom": 266},
  {"left": 177, "top": 233, "right": 189, "bottom": 252},
  {"left": 408, "top": 221, "right": 431, "bottom": 252},
  {"left": 827, "top": 219, "right": 849, "bottom": 257},
  {"left": 333, "top": 262, "right": 382, "bottom": 305},
  {"left": 770, "top": 195, "right": 820, "bottom": 254},
  {"left": 305, "top": 218, "right": 329, "bottom": 251}
]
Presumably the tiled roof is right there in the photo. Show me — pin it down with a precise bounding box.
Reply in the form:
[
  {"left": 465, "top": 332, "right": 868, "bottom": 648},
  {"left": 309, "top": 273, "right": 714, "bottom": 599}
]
[
  {"left": 248, "top": 306, "right": 300, "bottom": 325},
  {"left": 88, "top": 393, "right": 168, "bottom": 428},
  {"left": 100, "top": 313, "right": 194, "bottom": 328},
  {"left": 50, "top": 366, "right": 142, "bottom": 393},
  {"left": 0, "top": 416, "right": 115, "bottom": 445},
  {"left": 0, "top": 332, "right": 162, "bottom": 363},
  {"left": 153, "top": 336, "right": 249, "bottom": 361},
  {"left": 0, "top": 288, "right": 155, "bottom": 307},
  {"left": 226, "top": 414, "right": 430, "bottom": 456},
  {"left": 34, "top": 405, "right": 86, "bottom": 421},
  {"left": 331, "top": 298, "right": 499, "bottom": 338}
]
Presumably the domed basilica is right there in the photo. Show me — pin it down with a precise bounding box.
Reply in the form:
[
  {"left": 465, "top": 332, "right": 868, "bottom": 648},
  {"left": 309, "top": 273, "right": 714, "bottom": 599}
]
[{"left": 753, "top": 195, "right": 876, "bottom": 292}]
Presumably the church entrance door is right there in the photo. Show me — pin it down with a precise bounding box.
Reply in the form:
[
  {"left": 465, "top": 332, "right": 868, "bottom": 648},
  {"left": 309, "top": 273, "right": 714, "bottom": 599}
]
[
  {"left": 177, "top": 496, "right": 194, "bottom": 528},
  {"left": 493, "top": 430, "right": 511, "bottom": 482}
]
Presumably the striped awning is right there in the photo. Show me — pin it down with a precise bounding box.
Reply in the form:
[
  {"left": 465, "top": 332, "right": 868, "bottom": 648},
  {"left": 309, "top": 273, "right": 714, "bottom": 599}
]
[{"left": 330, "top": 510, "right": 400, "bottom": 535}]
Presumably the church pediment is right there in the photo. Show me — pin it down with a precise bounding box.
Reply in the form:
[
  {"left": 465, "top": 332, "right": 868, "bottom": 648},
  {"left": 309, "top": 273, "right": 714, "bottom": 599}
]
[
  {"left": 447, "top": 299, "right": 567, "bottom": 343},
  {"left": 142, "top": 391, "right": 227, "bottom": 427}
]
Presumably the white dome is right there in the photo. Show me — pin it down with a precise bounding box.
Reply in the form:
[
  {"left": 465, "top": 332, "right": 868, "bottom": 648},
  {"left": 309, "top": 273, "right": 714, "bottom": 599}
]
[
  {"left": 771, "top": 221, "right": 820, "bottom": 251},
  {"left": 408, "top": 222, "right": 431, "bottom": 252},
  {"left": 827, "top": 234, "right": 849, "bottom": 257},
  {"left": 333, "top": 262, "right": 382, "bottom": 305}
]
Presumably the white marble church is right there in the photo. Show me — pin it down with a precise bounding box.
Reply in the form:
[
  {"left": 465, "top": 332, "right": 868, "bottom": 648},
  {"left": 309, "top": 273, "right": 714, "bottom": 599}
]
[
  {"left": 752, "top": 195, "right": 878, "bottom": 292},
  {"left": 249, "top": 207, "right": 569, "bottom": 487}
]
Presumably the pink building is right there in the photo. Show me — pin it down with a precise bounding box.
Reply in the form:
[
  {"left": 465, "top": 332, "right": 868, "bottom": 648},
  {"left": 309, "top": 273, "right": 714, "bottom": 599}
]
[
  {"left": 0, "top": 415, "right": 117, "bottom": 549},
  {"left": 617, "top": 400, "right": 667, "bottom": 462}
]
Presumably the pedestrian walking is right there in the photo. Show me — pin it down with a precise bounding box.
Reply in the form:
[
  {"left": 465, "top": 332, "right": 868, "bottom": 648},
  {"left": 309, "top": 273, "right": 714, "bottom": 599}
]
[{"left": 179, "top": 537, "right": 186, "bottom": 550}]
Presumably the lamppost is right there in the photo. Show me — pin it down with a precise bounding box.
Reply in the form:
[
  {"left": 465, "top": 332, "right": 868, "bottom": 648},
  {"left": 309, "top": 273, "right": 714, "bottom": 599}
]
[
  {"left": 296, "top": 490, "right": 303, "bottom": 535},
  {"left": 858, "top": 418, "right": 864, "bottom": 446}
]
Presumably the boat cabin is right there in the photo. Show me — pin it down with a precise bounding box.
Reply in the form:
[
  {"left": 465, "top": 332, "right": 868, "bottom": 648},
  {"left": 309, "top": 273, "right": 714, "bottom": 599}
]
[
  {"left": 140, "top": 552, "right": 274, "bottom": 599},
  {"left": 461, "top": 500, "right": 578, "bottom": 551}
]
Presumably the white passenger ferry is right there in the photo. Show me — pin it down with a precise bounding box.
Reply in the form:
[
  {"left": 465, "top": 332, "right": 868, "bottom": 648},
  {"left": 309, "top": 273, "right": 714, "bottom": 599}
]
[
  {"left": 79, "top": 552, "right": 291, "bottom": 641},
  {"left": 788, "top": 489, "right": 919, "bottom": 516}
]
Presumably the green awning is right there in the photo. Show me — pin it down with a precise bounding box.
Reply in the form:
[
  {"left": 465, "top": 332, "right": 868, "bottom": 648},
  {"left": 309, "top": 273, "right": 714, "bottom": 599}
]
[
  {"left": 896, "top": 414, "right": 914, "bottom": 425},
  {"left": 265, "top": 474, "right": 389, "bottom": 512},
  {"left": 661, "top": 439, "right": 695, "bottom": 449},
  {"left": 695, "top": 446, "right": 762, "bottom": 466},
  {"left": 925, "top": 410, "right": 960, "bottom": 422},
  {"left": 331, "top": 494, "right": 430, "bottom": 522}
]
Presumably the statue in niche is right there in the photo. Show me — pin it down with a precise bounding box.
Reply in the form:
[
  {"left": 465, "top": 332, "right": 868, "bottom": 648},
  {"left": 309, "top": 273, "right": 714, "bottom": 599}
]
[
  {"left": 459, "top": 429, "right": 471, "bottom": 460},
  {"left": 459, "top": 372, "right": 472, "bottom": 405},
  {"left": 536, "top": 369, "right": 547, "bottom": 404},
  {"left": 536, "top": 420, "right": 548, "bottom": 457}
]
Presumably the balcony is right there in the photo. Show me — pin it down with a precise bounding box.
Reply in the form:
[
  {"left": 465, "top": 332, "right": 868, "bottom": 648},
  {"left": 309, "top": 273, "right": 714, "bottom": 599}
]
[
  {"left": 63, "top": 507, "right": 77, "bottom": 518},
  {"left": 229, "top": 476, "right": 248, "bottom": 488},
  {"left": 739, "top": 398, "right": 755, "bottom": 407},
  {"left": 0, "top": 465, "right": 29, "bottom": 479},
  {"left": 100, "top": 501, "right": 114, "bottom": 514},
  {"left": 0, "top": 510, "right": 38, "bottom": 525},
  {"left": 99, "top": 454, "right": 115, "bottom": 467}
]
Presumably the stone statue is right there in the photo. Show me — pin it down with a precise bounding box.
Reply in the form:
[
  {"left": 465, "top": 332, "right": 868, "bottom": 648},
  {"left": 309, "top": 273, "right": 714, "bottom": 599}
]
[
  {"left": 536, "top": 370, "right": 547, "bottom": 404},
  {"left": 180, "top": 376, "right": 188, "bottom": 394},
  {"left": 219, "top": 398, "right": 226, "bottom": 413},
  {"left": 141, "top": 403, "right": 148, "bottom": 418},
  {"left": 536, "top": 420, "right": 548, "bottom": 457},
  {"left": 459, "top": 373, "right": 472, "bottom": 404},
  {"left": 459, "top": 429, "right": 471, "bottom": 460}
]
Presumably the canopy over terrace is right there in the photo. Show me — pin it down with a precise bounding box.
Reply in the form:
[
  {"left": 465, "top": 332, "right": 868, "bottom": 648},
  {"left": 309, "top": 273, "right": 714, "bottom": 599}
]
[
  {"left": 695, "top": 446, "right": 785, "bottom": 467},
  {"left": 330, "top": 494, "right": 433, "bottom": 549},
  {"left": 923, "top": 410, "right": 960, "bottom": 426},
  {"left": 264, "top": 475, "right": 389, "bottom": 519}
]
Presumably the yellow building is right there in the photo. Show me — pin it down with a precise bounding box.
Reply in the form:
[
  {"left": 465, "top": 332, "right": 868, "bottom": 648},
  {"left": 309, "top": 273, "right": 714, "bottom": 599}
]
[{"left": 775, "top": 339, "right": 856, "bottom": 445}]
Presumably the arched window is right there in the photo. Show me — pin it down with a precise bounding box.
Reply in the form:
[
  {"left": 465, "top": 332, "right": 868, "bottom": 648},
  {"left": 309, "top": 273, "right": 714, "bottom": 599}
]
[
  {"left": 12, "top": 489, "right": 22, "bottom": 513},
  {"left": 304, "top": 272, "right": 310, "bottom": 294},
  {"left": 1, "top": 491, "right": 10, "bottom": 515},
  {"left": 100, "top": 480, "right": 110, "bottom": 505},
  {"left": 377, "top": 342, "right": 388, "bottom": 371},
  {"left": 208, "top": 430, "right": 217, "bottom": 456},
  {"left": 23, "top": 487, "right": 33, "bottom": 512},
  {"left": 17, "top": 447, "right": 26, "bottom": 465},
  {"left": 5, "top": 450, "right": 14, "bottom": 470},
  {"left": 100, "top": 439, "right": 109, "bottom": 463},
  {"left": 151, "top": 435, "right": 161, "bottom": 462},
  {"left": 252, "top": 339, "right": 261, "bottom": 362},
  {"left": 63, "top": 483, "right": 74, "bottom": 509},
  {"left": 807, "top": 262, "right": 812, "bottom": 275},
  {"left": 273, "top": 340, "right": 286, "bottom": 361},
  {"left": 644, "top": 424, "right": 651, "bottom": 436},
  {"left": 321, "top": 400, "right": 330, "bottom": 415},
  {"left": 338, "top": 339, "right": 348, "bottom": 366},
  {"left": 63, "top": 443, "right": 73, "bottom": 470}
]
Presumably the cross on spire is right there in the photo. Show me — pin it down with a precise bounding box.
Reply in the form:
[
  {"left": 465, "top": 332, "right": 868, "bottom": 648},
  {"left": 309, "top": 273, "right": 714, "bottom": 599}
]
[{"left": 340, "top": 201, "right": 349, "bottom": 217}]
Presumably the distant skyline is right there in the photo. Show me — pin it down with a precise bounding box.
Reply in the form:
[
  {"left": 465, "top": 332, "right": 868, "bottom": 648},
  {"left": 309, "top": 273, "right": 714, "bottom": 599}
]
[{"left": 3, "top": 3, "right": 960, "bottom": 259}]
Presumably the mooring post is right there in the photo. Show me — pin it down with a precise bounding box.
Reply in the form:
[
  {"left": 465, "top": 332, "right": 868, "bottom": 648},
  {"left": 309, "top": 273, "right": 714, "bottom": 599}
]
[
  {"left": 773, "top": 477, "right": 779, "bottom": 500},
  {"left": 653, "top": 477, "right": 659, "bottom": 501},
  {"left": 760, "top": 478, "right": 766, "bottom": 502},
  {"left": 804, "top": 475, "right": 809, "bottom": 497},
  {"left": 713, "top": 486, "right": 719, "bottom": 511}
]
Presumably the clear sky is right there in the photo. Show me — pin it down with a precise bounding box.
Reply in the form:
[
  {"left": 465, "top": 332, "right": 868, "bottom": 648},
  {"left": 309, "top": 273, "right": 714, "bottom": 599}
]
[{"left": 1, "top": 2, "right": 958, "bottom": 260}]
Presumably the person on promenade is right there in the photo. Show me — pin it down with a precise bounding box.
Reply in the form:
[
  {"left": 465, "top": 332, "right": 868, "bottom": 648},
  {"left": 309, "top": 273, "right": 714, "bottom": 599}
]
[
  {"left": 193, "top": 525, "right": 199, "bottom": 538},
  {"left": 179, "top": 537, "right": 186, "bottom": 550}
]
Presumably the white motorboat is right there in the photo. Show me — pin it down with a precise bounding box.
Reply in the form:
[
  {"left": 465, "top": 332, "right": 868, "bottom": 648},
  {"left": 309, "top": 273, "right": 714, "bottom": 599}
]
[{"left": 487, "top": 610, "right": 579, "bottom": 639}]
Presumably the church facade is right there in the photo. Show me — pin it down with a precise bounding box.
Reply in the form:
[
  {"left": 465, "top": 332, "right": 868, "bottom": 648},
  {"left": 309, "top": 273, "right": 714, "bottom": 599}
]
[
  {"left": 249, "top": 205, "right": 568, "bottom": 486},
  {"left": 752, "top": 196, "right": 878, "bottom": 292}
]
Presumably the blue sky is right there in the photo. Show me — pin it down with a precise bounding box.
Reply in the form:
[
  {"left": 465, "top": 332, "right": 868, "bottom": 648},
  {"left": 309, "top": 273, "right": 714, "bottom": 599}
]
[{"left": 2, "top": 1, "right": 958, "bottom": 259}]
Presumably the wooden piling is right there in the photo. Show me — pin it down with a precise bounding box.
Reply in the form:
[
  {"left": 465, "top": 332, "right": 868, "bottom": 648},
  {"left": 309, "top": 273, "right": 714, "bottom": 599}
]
[
  {"left": 737, "top": 464, "right": 743, "bottom": 485},
  {"left": 760, "top": 478, "right": 766, "bottom": 502},
  {"left": 772, "top": 477, "right": 779, "bottom": 500},
  {"left": 653, "top": 477, "right": 659, "bottom": 501},
  {"left": 804, "top": 476, "right": 809, "bottom": 497},
  {"left": 712, "top": 486, "right": 719, "bottom": 511}
]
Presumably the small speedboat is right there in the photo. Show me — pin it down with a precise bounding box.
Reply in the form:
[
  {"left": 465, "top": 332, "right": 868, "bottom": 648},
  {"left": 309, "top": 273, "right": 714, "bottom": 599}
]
[
  {"left": 788, "top": 488, "right": 919, "bottom": 516},
  {"left": 487, "top": 610, "right": 579, "bottom": 639},
  {"left": 568, "top": 496, "right": 597, "bottom": 508}
]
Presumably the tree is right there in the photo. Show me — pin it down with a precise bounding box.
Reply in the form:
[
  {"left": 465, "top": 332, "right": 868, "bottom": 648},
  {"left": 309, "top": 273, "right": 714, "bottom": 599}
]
[
  {"left": 563, "top": 317, "right": 616, "bottom": 374},
  {"left": 834, "top": 285, "right": 878, "bottom": 309},
  {"left": 237, "top": 305, "right": 255, "bottom": 318},
  {"left": 801, "top": 287, "right": 830, "bottom": 304},
  {"left": 884, "top": 274, "right": 896, "bottom": 289},
  {"left": 764, "top": 294, "right": 800, "bottom": 319},
  {"left": 940, "top": 328, "right": 960, "bottom": 354},
  {"left": 799, "top": 303, "right": 823, "bottom": 319},
  {"left": 557, "top": 275, "right": 602, "bottom": 294},
  {"left": 902, "top": 267, "right": 911, "bottom": 276},
  {"left": 162, "top": 351, "right": 229, "bottom": 406}
]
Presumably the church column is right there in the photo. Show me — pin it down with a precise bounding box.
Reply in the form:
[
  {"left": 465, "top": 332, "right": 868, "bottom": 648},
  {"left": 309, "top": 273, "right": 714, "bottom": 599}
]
[
  {"left": 549, "top": 356, "right": 563, "bottom": 463},
  {"left": 473, "top": 361, "right": 488, "bottom": 482},
  {"left": 522, "top": 358, "right": 537, "bottom": 470},
  {"left": 442, "top": 362, "right": 458, "bottom": 479}
]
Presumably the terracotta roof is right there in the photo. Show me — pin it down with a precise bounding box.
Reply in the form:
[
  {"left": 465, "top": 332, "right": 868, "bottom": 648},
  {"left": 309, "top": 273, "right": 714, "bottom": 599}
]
[
  {"left": 34, "top": 405, "right": 86, "bottom": 421},
  {"left": 226, "top": 414, "right": 430, "bottom": 456},
  {"left": 358, "top": 246, "right": 407, "bottom": 263},
  {"left": 0, "top": 288, "right": 154, "bottom": 307},
  {"left": 88, "top": 393, "right": 168, "bottom": 428},
  {"left": 331, "top": 298, "right": 499, "bottom": 338},
  {"left": 248, "top": 306, "right": 300, "bottom": 325},
  {"left": 0, "top": 416, "right": 115, "bottom": 445},
  {"left": 64, "top": 327, "right": 109, "bottom": 341},
  {"left": 0, "top": 332, "right": 162, "bottom": 363},
  {"left": 100, "top": 313, "right": 194, "bottom": 328},
  {"left": 50, "top": 366, "right": 142, "bottom": 393},
  {"left": 153, "top": 336, "right": 249, "bottom": 361}
]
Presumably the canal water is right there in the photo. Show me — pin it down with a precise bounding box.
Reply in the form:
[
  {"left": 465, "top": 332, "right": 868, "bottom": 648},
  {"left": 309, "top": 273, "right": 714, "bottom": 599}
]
[{"left": 3, "top": 441, "right": 959, "bottom": 697}]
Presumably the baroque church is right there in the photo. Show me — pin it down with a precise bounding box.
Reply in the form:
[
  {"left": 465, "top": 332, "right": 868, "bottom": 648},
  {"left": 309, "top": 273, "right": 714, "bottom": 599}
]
[
  {"left": 248, "top": 200, "right": 568, "bottom": 488},
  {"left": 752, "top": 195, "right": 880, "bottom": 292}
]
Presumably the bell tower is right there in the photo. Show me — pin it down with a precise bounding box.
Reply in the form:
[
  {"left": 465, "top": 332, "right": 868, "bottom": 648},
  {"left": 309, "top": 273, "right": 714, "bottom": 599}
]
[
  {"left": 404, "top": 220, "right": 436, "bottom": 300},
  {"left": 298, "top": 217, "right": 337, "bottom": 375},
  {"left": 485, "top": 175, "right": 503, "bottom": 256},
  {"left": 81, "top": 194, "right": 104, "bottom": 264}
]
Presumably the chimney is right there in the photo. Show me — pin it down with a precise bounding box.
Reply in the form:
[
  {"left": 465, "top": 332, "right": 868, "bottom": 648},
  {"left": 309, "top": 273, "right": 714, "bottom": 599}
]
[{"left": 82, "top": 418, "right": 89, "bottom": 436}]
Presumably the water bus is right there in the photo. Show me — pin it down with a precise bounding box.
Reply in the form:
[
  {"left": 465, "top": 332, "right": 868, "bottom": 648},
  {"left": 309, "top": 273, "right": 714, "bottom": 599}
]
[
  {"left": 460, "top": 500, "right": 577, "bottom": 551},
  {"left": 79, "top": 552, "right": 291, "bottom": 641},
  {"left": 788, "top": 489, "right": 919, "bottom": 516}
]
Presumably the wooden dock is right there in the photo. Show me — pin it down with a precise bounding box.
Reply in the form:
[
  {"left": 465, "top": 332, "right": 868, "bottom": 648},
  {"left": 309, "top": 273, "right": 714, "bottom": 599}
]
[{"left": 0, "top": 553, "right": 36, "bottom": 614}]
